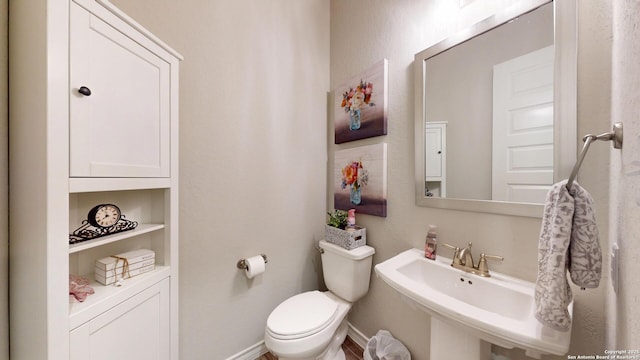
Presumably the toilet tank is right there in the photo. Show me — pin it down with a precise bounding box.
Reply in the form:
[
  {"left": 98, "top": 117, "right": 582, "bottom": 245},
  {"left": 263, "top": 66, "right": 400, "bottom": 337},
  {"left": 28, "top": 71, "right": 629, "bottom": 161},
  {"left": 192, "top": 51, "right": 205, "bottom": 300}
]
[{"left": 319, "top": 240, "right": 375, "bottom": 302}]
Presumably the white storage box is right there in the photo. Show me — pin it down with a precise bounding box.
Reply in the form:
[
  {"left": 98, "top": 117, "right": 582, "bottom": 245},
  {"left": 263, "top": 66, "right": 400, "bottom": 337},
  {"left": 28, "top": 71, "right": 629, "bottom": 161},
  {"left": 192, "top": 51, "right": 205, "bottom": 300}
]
[{"left": 324, "top": 225, "right": 366, "bottom": 250}]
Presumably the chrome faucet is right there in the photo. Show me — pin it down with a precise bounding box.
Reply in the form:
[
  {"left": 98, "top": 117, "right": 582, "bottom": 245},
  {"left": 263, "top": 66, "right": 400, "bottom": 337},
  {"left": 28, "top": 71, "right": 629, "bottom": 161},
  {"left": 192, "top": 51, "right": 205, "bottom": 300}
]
[{"left": 441, "top": 242, "right": 503, "bottom": 277}]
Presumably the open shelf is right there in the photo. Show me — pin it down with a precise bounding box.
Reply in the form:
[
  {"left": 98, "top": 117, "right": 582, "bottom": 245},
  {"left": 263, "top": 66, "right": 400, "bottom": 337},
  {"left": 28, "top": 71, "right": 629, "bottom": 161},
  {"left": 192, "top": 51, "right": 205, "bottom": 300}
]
[
  {"left": 69, "top": 224, "right": 165, "bottom": 253},
  {"left": 69, "top": 266, "right": 171, "bottom": 330}
]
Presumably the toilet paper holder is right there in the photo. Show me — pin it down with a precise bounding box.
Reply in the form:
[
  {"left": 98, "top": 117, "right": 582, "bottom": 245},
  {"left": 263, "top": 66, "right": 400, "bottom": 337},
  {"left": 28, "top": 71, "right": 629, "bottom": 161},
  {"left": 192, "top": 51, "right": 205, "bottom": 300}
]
[{"left": 237, "top": 254, "right": 268, "bottom": 270}]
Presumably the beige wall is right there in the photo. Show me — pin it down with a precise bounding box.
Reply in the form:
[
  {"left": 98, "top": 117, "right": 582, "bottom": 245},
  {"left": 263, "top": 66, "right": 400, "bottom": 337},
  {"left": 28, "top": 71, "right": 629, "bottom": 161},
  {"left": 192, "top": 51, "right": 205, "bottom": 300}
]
[
  {"left": 331, "top": 0, "right": 610, "bottom": 359},
  {"left": 608, "top": 0, "right": 640, "bottom": 350},
  {"left": 109, "top": 1, "right": 329, "bottom": 358},
  {"left": 1, "top": 0, "right": 9, "bottom": 357}
]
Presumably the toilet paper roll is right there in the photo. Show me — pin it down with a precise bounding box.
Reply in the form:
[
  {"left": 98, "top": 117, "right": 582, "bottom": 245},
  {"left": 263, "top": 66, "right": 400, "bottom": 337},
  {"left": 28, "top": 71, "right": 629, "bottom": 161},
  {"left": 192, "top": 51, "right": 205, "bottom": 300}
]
[{"left": 244, "top": 255, "right": 266, "bottom": 279}]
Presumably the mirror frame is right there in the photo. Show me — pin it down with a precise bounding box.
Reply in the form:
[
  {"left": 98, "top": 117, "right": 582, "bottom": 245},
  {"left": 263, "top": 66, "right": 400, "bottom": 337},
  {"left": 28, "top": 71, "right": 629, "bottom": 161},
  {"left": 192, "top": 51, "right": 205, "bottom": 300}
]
[{"left": 414, "top": 0, "right": 577, "bottom": 218}]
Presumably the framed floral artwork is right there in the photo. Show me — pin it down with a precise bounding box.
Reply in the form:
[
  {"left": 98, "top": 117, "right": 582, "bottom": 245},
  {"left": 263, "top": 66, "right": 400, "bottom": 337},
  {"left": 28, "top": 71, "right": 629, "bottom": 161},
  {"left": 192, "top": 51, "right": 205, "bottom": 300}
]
[
  {"left": 334, "top": 143, "right": 387, "bottom": 217},
  {"left": 334, "top": 59, "right": 388, "bottom": 144}
]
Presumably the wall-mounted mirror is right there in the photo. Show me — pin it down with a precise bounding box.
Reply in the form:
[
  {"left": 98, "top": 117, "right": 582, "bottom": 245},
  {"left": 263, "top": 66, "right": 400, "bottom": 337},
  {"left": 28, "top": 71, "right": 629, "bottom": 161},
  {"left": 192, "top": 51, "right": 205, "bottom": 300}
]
[{"left": 414, "top": 0, "right": 576, "bottom": 217}]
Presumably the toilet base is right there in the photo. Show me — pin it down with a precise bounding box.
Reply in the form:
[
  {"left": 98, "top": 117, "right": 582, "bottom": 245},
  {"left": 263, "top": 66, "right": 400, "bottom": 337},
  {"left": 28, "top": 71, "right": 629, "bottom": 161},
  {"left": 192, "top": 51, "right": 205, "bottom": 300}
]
[
  {"left": 330, "top": 348, "right": 346, "bottom": 360},
  {"left": 323, "top": 319, "right": 348, "bottom": 360},
  {"left": 278, "top": 349, "right": 345, "bottom": 360},
  {"left": 277, "top": 319, "right": 348, "bottom": 360}
]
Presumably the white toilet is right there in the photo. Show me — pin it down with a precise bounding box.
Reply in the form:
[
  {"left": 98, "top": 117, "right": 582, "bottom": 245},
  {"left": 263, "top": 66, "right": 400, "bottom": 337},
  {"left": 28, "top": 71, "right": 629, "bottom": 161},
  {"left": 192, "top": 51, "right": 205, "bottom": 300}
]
[{"left": 264, "top": 240, "right": 375, "bottom": 360}]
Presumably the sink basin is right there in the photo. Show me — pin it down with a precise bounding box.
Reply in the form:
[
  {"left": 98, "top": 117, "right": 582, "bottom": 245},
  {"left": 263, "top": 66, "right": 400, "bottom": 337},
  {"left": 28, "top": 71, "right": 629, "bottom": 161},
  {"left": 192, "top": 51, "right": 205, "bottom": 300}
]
[{"left": 375, "top": 249, "right": 572, "bottom": 357}]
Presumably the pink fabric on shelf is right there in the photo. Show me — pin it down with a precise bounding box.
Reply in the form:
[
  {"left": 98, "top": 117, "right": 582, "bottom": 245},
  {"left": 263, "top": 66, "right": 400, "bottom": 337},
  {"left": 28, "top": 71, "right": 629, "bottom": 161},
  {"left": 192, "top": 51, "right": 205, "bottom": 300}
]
[{"left": 69, "top": 274, "right": 95, "bottom": 302}]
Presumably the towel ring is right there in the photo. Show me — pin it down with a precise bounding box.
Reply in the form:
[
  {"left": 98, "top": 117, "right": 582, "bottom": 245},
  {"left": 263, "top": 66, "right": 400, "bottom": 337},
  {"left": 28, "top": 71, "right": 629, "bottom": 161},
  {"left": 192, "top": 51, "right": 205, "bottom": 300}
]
[{"left": 566, "top": 122, "right": 623, "bottom": 191}]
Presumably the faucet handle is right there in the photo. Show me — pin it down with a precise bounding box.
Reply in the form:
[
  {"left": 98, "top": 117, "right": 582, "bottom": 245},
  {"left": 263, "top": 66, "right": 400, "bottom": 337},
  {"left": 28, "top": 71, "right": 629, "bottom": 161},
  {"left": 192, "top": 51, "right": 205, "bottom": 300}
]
[
  {"left": 441, "top": 243, "right": 458, "bottom": 251},
  {"left": 441, "top": 243, "right": 462, "bottom": 265},
  {"left": 481, "top": 254, "right": 503, "bottom": 261},
  {"left": 477, "top": 253, "right": 504, "bottom": 277}
]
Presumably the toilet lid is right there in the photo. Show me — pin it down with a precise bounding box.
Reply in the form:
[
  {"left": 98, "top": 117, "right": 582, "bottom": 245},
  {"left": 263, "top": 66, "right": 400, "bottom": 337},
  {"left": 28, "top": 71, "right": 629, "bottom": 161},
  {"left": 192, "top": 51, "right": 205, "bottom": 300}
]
[{"left": 267, "top": 291, "right": 338, "bottom": 339}]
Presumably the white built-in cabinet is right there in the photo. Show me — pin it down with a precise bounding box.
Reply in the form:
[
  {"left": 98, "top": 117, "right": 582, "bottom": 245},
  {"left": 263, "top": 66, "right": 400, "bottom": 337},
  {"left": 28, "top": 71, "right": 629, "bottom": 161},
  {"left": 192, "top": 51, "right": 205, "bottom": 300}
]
[{"left": 9, "top": 0, "right": 182, "bottom": 359}]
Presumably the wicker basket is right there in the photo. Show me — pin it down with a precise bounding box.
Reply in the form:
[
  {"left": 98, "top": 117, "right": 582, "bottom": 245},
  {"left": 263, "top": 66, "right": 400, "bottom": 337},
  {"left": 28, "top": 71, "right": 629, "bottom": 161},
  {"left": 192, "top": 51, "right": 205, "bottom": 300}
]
[{"left": 324, "top": 225, "right": 366, "bottom": 250}]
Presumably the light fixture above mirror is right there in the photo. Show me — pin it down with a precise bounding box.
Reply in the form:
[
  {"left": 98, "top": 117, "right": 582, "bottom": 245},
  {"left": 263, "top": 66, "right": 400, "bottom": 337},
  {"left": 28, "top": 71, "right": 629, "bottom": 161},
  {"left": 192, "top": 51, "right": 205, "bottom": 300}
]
[{"left": 414, "top": 0, "right": 577, "bottom": 218}]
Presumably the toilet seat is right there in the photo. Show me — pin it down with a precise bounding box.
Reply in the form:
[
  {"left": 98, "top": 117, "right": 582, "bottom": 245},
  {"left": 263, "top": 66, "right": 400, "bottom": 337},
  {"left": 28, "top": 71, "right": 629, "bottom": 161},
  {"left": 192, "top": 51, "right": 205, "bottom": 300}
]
[{"left": 266, "top": 291, "right": 339, "bottom": 340}]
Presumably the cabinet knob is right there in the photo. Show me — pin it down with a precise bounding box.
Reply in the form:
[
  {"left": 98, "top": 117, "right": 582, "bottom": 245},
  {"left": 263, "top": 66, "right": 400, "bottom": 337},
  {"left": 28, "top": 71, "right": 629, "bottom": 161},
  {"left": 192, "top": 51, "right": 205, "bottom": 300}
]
[{"left": 78, "top": 86, "right": 92, "bottom": 96}]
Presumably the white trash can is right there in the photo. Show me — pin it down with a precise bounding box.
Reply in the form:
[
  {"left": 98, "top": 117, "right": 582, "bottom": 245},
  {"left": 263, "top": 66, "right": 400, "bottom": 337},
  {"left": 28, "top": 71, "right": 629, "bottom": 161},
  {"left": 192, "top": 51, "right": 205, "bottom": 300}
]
[{"left": 363, "top": 330, "right": 411, "bottom": 360}]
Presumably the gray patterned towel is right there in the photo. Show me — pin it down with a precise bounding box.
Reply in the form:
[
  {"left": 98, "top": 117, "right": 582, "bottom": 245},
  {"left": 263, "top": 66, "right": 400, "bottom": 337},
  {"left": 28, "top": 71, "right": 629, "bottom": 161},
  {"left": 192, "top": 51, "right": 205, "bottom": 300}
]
[{"left": 534, "top": 180, "right": 602, "bottom": 331}]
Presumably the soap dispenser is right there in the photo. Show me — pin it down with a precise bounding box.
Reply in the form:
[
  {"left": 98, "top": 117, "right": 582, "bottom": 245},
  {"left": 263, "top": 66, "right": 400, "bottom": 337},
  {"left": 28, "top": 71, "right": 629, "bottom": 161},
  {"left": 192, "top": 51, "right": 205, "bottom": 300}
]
[
  {"left": 425, "top": 225, "right": 437, "bottom": 260},
  {"left": 345, "top": 209, "right": 358, "bottom": 231}
]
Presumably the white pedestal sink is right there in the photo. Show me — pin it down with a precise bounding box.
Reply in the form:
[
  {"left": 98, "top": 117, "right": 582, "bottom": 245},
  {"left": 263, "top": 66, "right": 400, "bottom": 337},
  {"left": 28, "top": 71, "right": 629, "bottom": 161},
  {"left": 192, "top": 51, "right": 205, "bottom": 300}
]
[
  {"left": 431, "top": 317, "right": 491, "bottom": 360},
  {"left": 375, "top": 249, "right": 572, "bottom": 359}
]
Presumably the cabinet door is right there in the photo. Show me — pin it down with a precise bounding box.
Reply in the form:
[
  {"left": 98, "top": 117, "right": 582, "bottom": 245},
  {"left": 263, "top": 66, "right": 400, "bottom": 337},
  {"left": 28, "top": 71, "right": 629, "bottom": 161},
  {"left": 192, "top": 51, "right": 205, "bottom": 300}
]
[
  {"left": 70, "top": 278, "right": 170, "bottom": 360},
  {"left": 69, "top": 2, "right": 170, "bottom": 178}
]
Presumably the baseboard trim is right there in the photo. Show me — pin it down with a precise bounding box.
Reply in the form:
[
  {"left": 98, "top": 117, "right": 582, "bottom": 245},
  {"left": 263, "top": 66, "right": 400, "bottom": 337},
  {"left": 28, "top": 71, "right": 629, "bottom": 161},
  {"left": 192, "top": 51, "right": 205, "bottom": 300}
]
[
  {"left": 224, "top": 340, "right": 268, "bottom": 360},
  {"left": 347, "top": 322, "right": 370, "bottom": 350},
  {"left": 225, "top": 322, "right": 370, "bottom": 360}
]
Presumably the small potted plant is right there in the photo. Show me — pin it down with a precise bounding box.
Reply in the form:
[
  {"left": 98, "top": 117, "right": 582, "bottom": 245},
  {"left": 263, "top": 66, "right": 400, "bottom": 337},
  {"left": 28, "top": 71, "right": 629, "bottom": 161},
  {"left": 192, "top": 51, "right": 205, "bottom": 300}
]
[
  {"left": 325, "top": 209, "right": 366, "bottom": 250},
  {"left": 327, "top": 209, "right": 348, "bottom": 230}
]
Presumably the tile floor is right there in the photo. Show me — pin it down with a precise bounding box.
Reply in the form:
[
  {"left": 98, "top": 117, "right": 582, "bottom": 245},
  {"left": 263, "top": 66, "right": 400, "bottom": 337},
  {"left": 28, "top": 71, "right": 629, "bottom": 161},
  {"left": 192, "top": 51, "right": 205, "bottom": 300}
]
[{"left": 257, "top": 336, "right": 364, "bottom": 360}]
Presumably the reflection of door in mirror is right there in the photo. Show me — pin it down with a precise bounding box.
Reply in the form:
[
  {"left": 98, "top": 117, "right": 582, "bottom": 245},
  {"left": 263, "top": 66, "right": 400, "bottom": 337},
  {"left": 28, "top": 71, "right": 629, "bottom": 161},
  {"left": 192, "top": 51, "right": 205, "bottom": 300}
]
[
  {"left": 492, "top": 46, "right": 554, "bottom": 203},
  {"left": 423, "top": 3, "right": 553, "bottom": 202},
  {"left": 425, "top": 122, "right": 447, "bottom": 197}
]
